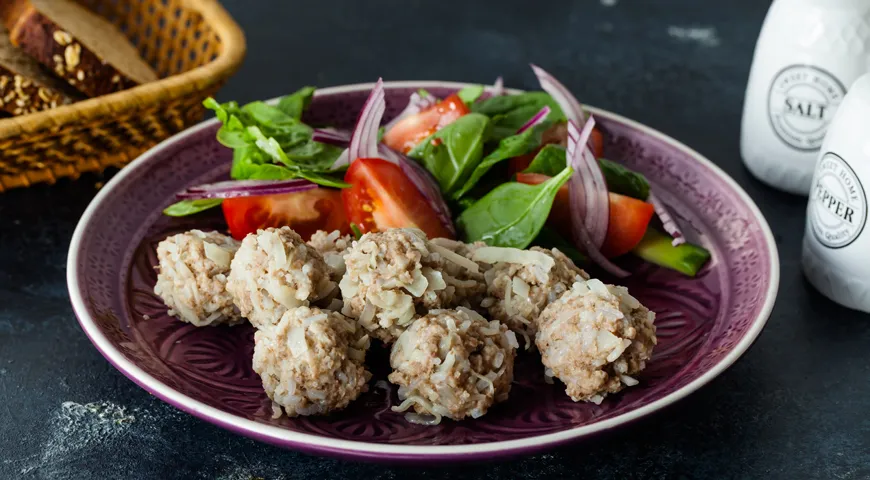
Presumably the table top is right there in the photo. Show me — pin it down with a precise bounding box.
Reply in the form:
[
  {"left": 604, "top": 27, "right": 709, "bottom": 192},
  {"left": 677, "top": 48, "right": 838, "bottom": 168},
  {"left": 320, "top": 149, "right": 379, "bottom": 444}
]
[{"left": 2, "top": 0, "right": 869, "bottom": 478}]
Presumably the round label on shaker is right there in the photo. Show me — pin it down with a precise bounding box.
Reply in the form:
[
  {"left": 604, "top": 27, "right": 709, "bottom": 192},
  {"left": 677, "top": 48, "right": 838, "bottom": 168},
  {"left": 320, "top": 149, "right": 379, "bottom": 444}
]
[
  {"left": 810, "top": 152, "right": 867, "bottom": 249},
  {"left": 767, "top": 65, "right": 847, "bottom": 151}
]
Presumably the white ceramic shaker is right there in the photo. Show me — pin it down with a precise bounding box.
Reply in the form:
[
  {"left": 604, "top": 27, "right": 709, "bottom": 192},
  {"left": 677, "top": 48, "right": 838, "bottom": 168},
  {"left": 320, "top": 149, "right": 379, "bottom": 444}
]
[
  {"left": 741, "top": 0, "right": 870, "bottom": 195},
  {"left": 802, "top": 73, "right": 870, "bottom": 312}
]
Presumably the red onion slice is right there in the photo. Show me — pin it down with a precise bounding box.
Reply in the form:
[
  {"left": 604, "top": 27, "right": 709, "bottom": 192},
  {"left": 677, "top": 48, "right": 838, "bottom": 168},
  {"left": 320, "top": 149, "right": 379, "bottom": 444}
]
[
  {"left": 517, "top": 106, "right": 551, "bottom": 134},
  {"left": 491, "top": 76, "right": 505, "bottom": 97},
  {"left": 383, "top": 91, "right": 439, "bottom": 132},
  {"left": 312, "top": 128, "right": 351, "bottom": 146},
  {"left": 348, "top": 78, "right": 385, "bottom": 164},
  {"left": 648, "top": 192, "right": 686, "bottom": 246},
  {"left": 566, "top": 118, "right": 629, "bottom": 278},
  {"left": 178, "top": 179, "right": 318, "bottom": 200},
  {"left": 331, "top": 148, "right": 350, "bottom": 169},
  {"left": 394, "top": 148, "right": 456, "bottom": 237},
  {"left": 567, "top": 118, "right": 609, "bottom": 248},
  {"left": 531, "top": 64, "right": 586, "bottom": 128}
]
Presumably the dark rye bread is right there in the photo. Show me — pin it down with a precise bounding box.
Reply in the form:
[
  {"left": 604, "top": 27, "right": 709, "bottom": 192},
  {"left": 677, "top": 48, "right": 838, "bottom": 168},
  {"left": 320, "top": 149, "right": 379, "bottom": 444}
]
[
  {"left": 0, "top": 23, "right": 80, "bottom": 115},
  {"left": 1, "top": 0, "right": 158, "bottom": 98}
]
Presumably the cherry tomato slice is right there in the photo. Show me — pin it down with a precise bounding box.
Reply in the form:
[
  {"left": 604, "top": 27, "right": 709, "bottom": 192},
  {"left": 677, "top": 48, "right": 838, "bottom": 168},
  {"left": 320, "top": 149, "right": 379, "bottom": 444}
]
[
  {"left": 222, "top": 188, "right": 349, "bottom": 241},
  {"left": 343, "top": 157, "right": 454, "bottom": 239},
  {"left": 515, "top": 173, "right": 654, "bottom": 258},
  {"left": 382, "top": 94, "right": 470, "bottom": 154}
]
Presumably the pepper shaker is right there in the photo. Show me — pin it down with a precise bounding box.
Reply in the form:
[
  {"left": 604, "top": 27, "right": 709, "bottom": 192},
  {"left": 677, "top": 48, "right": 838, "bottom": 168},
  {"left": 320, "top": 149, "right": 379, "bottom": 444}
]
[
  {"left": 803, "top": 73, "right": 870, "bottom": 311},
  {"left": 740, "top": 0, "right": 870, "bottom": 195}
]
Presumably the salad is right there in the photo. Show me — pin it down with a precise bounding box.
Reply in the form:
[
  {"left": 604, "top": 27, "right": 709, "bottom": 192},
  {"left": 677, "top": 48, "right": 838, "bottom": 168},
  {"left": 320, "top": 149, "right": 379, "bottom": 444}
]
[{"left": 165, "top": 65, "right": 711, "bottom": 278}]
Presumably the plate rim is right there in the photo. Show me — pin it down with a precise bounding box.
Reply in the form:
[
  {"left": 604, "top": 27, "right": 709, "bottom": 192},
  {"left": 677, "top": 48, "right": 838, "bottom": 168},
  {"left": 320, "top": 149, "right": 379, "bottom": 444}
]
[{"left": 66, "top": 80, "right": 780, "bottom": 461}]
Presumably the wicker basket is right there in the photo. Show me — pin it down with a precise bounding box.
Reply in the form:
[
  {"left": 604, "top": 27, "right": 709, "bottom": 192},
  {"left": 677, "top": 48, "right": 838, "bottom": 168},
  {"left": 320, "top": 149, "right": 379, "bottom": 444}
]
[{"left": 0, "top": 0, "right": 246, "bottom": 192}]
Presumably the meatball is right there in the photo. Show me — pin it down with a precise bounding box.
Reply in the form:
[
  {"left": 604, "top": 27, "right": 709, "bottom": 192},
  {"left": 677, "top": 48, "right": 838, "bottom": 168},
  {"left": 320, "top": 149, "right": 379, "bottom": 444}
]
[
  {"left": 252, "top": 306, "right": 371, "bottom": 417},
  {"left": 535, "top": 278, "right": 657, "bottom": 404},
  {"left": 153, "top": 229, "right": 242, "bottom": 327},
  {"left": 307, "top": 229, "right": 353, "bottom": 282},
  {"left": 226, "top": 227, "right": 335, "bottom": 328},
  {"left": 473, "top": 246, "right": 588, "bottom": 343},
  {"left": 428, "top": 237, "right": 487, "bottom": 305},
  {"left": 340, "top": 229, "right": 482, "bottom": 344},
  {"left": 388, "top": 307, "right": 518, "bottom": 424}
]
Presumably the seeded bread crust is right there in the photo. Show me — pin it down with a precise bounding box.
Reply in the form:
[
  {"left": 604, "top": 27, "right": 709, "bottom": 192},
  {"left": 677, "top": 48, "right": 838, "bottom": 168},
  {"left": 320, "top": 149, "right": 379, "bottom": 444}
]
[
  {"left": 0, "top": 67, "right": 70, "bottom": 115},
  {"left": 0, "top": 23, "right": 78, "bottom": 115},
  {"left": 1, "top": 0, "right": 157, "bottom": 97}
]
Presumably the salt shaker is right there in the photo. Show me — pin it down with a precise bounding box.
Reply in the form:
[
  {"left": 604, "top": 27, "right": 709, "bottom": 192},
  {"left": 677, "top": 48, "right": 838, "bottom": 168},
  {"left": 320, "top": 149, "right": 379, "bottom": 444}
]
[
  {"left": 740, "top": 0, "right": 870, "bottom": 195},
  {"left": 803, "top": 73, "right": 870, "bottom": 312}
]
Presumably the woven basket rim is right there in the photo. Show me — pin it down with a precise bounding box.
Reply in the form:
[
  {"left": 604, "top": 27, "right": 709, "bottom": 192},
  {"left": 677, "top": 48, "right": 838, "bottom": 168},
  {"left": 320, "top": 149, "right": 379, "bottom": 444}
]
[{"left": 0, "top": 0, "right": 246, "bottom": 139}]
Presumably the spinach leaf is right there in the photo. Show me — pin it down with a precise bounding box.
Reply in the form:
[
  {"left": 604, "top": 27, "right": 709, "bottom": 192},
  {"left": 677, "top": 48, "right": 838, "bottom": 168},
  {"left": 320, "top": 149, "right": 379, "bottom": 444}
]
[
  {"left": 230, "top": 146, "right": 268, "bottom": 179},
  {"left": 242, "top": 101, "right": 299, "bottom": 129},
  {"left": 523, "top": 145, "right": 651, "bottom": 200},
  {"left": 410, "top": 113, "right": 491, "bottom": 194},
  {"left": 203, "top": 96, "right": 345, "bottom": 187},
  {"left": 283, "top": 141, "right": 344, "bottom": 171},
  {"left": 457, "top": 85, "right": 484, "bottom": 105},
  {"left": 163, "top": 198, "right": 223, "bottom": 217},
  {"left": 295, "top": 170, "right": 351, "bottom": 188},
  {"left": 457, "top": 196, "right": 477, "bottom": 210},
  {"left": 276, "top": 86, "right": 316, "bottom": 120},
  {"left": 472, "top": 92, "right": 565, "bottom": 140},
  {"left": 245, "top": 164, "right": 296, "bottom": 180},
  {"left": 453, "top": 123, "right": 547, "bottom": 199},
  {"left": 523, "top": 144, "right": 567, "bottom": 176},
  {"left": 533, "top": 226, "right": 586, "bottom": 266},
  {"left": 600, "top": 157, "right": 650, "bottom": 200},
  {"left": 458, "top": 166, "right": 573, "bottom": 248}
]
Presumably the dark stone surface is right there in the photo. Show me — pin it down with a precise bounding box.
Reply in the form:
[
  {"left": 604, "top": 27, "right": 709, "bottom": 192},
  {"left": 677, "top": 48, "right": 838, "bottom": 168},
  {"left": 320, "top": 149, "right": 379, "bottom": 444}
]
[{"left": 2, "top": 0, "right": 869, "bottom": 478}]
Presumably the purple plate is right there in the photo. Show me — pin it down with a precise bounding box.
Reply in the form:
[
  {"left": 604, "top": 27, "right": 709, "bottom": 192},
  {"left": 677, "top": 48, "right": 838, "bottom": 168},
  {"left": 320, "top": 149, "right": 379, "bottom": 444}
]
[{"left": 67, "top": 81, "right": 779, "bottom": 462}]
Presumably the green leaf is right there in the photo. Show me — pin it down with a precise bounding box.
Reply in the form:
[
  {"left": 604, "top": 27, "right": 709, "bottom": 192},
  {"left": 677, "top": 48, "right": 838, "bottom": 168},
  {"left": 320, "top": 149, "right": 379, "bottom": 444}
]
[
  {"left": 242, "top": 101, "right": 298, "bottom": 127},
  {"left": 350, "top": 223, "right": 363, "bottom": 239},
  {"left": 276, "top": 86, "right": 316, "bottom": 120},
  {"left": 532, "top": 226, "right": 586, "bottom": 266},
  {"left": 203, "top": 93, "right": 348, "bottom": 190},
  {"left": 523, "top": 144, "right": 568, "bottom": 176},
  {"left": 523, "top": 145, "right": 651, "bottom": 200},
  {"left": 600, "top": 158, "right": 651, "bottom": 200},
  {"left": 458, "top": 166, "right": 573, "bottom": 248},
  {"left": 457, "top": 85, "right": 485, "bottom": 105},
  {"left": 216, "top": 128, "right": 249, "bottom": 149},
  {"left": 472, "top": 92, "right": 565, "bottom": 139},
  {"left": 457, "top": 196, "right": 477, "bottom": 210},
  {"left": 411, "top": 113, "right": 491, "bottom": 194},
  {"left": 295, "top": 170, "right": 351, "bottom": 188},
  {"left": 453, "top": 123, "right": 547, "bottom": 199},
  {"left": 245, "top": 164, "right": 296, "bottom": 180},
  {"left": 248, "top": 126, "right": 293, "bottom": 166},
  {"left": 163, "top": 198, "right": 223, "bottom": 217},
  {"left": 283, "top": 141, "right": 344, "bottom": 171},
  {"left": 418, "top": 88, "right": 432, "bottom": 98},
  {"left": 230, "top": 146, "right": 268, "bottom": 180}
]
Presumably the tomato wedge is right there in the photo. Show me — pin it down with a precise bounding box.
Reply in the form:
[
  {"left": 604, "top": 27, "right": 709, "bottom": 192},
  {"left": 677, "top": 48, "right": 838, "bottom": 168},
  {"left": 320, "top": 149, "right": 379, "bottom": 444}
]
[
  {"left": 222, "top": 188, "right": 349, "bottom": 241},
  {"left": 508, "top": 125, "right": 605, "bottom": 175},
  {"left": 515, "top": 173, "right": 654, "bottom": 258},
  {"left": 382, "top": 93, "right": 469, "bottom": 154},
  {"left": 343, "top": 157, "right": 454, "bottom": 239},
  {"left": 601, "top": 193, "right": 655, "bottom": 257}
]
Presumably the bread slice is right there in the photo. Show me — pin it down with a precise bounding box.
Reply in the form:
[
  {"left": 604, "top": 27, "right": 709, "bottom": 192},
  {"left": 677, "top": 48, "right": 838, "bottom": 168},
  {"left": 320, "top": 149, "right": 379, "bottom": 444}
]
[
  {"left": 1, "top": 0, "right": 158, "bottom": 97},
  {"left": 0, "top": 23, "right": 80, "bottom": 115}
]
